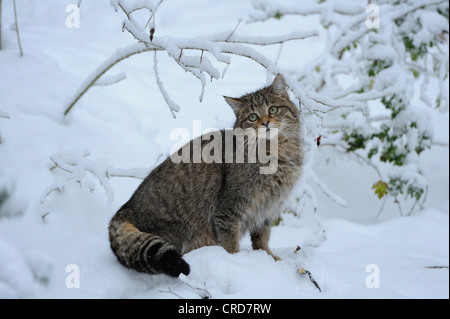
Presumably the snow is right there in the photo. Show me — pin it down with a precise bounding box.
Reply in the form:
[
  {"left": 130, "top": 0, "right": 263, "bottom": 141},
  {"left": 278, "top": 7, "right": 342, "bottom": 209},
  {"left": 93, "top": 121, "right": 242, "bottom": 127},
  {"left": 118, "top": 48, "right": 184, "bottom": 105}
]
[{"left": 0, "top": 0, "right": 448, "bottom": 299}]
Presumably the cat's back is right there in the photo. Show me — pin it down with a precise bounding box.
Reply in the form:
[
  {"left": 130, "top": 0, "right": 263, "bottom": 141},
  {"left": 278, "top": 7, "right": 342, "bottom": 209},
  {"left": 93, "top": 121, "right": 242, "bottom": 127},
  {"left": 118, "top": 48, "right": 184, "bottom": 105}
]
[{"left": 126, "top": 132, "right": 225, "bottom": 226}]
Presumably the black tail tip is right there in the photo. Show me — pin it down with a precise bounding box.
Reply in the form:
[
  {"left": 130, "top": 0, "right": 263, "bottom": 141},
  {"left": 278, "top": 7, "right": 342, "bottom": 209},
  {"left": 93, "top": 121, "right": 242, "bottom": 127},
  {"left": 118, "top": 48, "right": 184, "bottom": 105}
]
[{"left": 160, "top": 250, "right": 190, "bottom": 278}]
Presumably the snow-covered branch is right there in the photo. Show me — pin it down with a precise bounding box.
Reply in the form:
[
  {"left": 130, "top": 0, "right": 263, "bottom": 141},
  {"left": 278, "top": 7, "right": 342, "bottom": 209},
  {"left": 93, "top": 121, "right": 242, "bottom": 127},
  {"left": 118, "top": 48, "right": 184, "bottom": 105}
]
[
  {"left": 93, "top": 71, "right": 127, "bottom": 86},
  {"left": 43, "top": 152, "right": 151, "bottom": 207},
  {"left": 63, "top": 0, "right": 318, "bottom": 118},
  {"left": 63, "top": 42, "right": 161, "bottom": 117}
]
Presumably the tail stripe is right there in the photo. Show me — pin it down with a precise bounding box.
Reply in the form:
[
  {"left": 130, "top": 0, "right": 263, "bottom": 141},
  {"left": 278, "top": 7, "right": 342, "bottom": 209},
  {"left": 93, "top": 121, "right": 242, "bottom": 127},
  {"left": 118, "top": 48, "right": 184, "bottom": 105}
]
[{"left": 109, "top": 210, "right": 190, "bottom": 277}]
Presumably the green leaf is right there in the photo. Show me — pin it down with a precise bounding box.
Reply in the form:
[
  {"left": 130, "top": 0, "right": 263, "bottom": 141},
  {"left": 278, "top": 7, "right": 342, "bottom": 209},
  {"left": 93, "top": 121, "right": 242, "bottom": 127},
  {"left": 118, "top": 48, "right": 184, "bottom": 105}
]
[
  {"left": 409, "top": 67, "right": 420, "bottom": 78},
  {"left": 372, "top": 180, "right": 388, "bottom": 199},
  {"left": 273, "top": 11, "right": 283, "bottom": 20}
]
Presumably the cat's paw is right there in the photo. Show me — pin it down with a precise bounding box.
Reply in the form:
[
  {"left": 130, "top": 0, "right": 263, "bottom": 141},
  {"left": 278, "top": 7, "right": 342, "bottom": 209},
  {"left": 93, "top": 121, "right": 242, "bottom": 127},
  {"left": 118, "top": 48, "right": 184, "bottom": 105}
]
[
  {"left": 159, "top": 250, "right": 191, "bottom": 277},
  {"left": 272, "top": 255, "right": 282, "bottom": 261}
]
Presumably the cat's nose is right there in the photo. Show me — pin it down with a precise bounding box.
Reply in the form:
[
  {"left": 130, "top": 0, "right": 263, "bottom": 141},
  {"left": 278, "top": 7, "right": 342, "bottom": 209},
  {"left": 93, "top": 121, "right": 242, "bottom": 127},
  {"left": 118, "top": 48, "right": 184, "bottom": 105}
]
[{"left": 262, "top": 120, "right": 270, "bottom": 127}]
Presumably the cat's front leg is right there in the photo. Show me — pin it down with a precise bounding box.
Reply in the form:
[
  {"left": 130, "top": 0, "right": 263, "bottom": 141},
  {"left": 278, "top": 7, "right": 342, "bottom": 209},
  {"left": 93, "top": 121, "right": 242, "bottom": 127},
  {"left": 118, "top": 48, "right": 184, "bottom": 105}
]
[
  {"left": 251, "top": 222, "right": 281, "bottom": 261},
  {"left": 212, "top": 213, "right": 241, "bottom": 254}
]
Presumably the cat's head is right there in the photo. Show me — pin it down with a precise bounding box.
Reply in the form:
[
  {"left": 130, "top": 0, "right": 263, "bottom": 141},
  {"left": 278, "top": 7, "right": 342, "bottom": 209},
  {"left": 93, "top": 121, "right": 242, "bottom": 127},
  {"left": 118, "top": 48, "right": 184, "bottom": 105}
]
[{"left": 224, "top": 75, "right": 300, "bottom": 141}]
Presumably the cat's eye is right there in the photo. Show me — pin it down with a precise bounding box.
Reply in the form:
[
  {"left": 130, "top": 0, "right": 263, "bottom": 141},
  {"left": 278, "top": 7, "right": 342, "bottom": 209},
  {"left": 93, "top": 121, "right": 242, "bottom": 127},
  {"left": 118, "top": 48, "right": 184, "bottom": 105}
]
[
  {"left": 268, "top": 106, "right": 278, "bottom": 114},
  {"left": 248, "top": 113, "right": 258, "bottom": 122}
]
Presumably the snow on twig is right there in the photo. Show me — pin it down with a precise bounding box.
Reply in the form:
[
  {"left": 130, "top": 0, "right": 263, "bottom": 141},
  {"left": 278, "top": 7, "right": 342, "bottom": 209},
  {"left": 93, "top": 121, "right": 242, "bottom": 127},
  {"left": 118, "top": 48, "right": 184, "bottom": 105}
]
[
  {"left": 63, "top": 0, "right": 319, "bottom": 118},
  {"left": 309, "top": 171, "right": 348, "bottom": 208},
  {"left": 63, "top": 42, "right": 161, "bottom": 117},
  {"left": 153, "top": 51, "right": 180, "bottom": 118},
  {"left": 43, "top": 152, "right": 151, "bottom": 208},
  {"left": 93, "top": 72, "right": 127, "bottom": 86}
]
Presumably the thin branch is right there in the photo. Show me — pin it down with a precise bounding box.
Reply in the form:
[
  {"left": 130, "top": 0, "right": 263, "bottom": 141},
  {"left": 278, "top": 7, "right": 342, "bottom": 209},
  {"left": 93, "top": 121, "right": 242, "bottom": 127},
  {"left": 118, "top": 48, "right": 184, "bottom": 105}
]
[
  {"left": 158, "top": 287, "right": 185, "bottom": 299},
  {"left": 297, "top": 268, "right": 321, "bottom": 292},
  {"left": 418, "top": 185, "right": 429, "bottom": 211},
  {"left": 390, "top": 0, "right": 448, "bottom": 21},
  {"left": 376, "top": 196, "right": 387, "bottom": 219},
  {"left": 321, "top": 142, "right": 383, "bottom": 180},
  {"left": 225, "top": 18, "right": 242, "bottom": 41},
  {"left": 64, "top": 28, "right": 318, "bottom": 117},
  {"left": 13, "top": 0, "right": 23, "bottom": 57},
  {"left": 179, "top": 277, "right": 211, "bottom": 299},
  {"left": 274, "top": 43, "right": 284, "bottom": 66},
  {"left": 309, "top": 171, "right": 347, "bottom": 208},
  {"left": 249, "top": 2, "right": 363, "bottom": 23},
  {"left": 153, "top": 51, "right": 180, "bottom": 117},
  {"left": 63, "top": 43, "right": 162, "bottom": 117},
  {"left": 0, "top": 0, "right": 2, "bottom": 50},
  {"left": 432, "top": 140, "right": 449, "bottom": 147},
  {"left": 407, "top": 199, "right": 420, "bottom": 216},
  {"left": 93, "top": 72, "right": 127, "bottom": 86},
  {"left": 40, "top": 186, "right": 63, "bottom": 205},
  {"left": 394, "top": 197, "right": 404, "bottom": 217},
  {"left": 424, "top": 265, "right": 449, "bottom": 269},
  {"left": 94, "top": 72, "right": 127, "bottom": 86},
  {"left": 64, "top": 2, "right": 319, "bottom": 117},
  {"left": 0, "top": 110, "right": 9, "bottom": 119},
  {"left": 41, "top": 212, "right": 49, "bottom": 223}
]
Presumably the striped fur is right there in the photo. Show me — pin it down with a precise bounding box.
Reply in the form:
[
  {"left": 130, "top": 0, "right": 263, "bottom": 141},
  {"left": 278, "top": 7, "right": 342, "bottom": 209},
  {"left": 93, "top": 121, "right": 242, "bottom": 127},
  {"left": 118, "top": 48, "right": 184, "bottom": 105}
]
[
  {"left": 109, "top": 209, "right": 190, "bottom": 277},
  {"left": 108, "top": 75, "right": 303, "bottom": 277}
]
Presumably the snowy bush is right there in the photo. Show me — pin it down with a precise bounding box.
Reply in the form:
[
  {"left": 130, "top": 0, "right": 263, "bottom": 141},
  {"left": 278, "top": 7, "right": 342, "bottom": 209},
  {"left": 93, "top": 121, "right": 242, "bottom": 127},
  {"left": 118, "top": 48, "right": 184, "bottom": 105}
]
[{"left": 250, "top": 0, "right": 449, "bottom": 216}]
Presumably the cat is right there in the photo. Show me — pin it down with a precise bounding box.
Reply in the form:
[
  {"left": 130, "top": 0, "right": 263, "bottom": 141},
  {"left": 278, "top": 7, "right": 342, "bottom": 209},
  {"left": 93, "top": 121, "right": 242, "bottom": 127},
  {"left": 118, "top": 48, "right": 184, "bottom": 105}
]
[{"left": 108, "top": 75, "right": 304, "bottom": 277}]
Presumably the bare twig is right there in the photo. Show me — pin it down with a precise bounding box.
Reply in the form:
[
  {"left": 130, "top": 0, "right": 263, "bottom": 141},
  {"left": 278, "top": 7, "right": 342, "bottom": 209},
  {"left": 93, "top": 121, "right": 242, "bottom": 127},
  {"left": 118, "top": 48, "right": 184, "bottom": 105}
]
[
  {"left": 297, "top": 268, "right": 321, "bottom": 292},
  {"left": 407, "top": 199, "right": 420, "bottom": 217},
  {"left": 432, "top": 140, "right": 450, "bottom": 147},
  {"left": 179, "top": 277, "right": 211, "bottom": 299},
  {"left": 321, "top": 143, "right": 383, "bottom": 180},
  {"left": 274, "top": 43, "right": 284, "bottom": 66},
  {"left": 0, "top": 0, "right": 2, "bottom": 50},
  {"left": 63, "top": 43, "right": 161, "bottom": 116},
  {"left": 13, "top": 0, "right": 23, "bottom": 57},
  {"left": 418, "top": 185, "right": 429, "bottom": 211},
  {"left": 376, "top": 196, "right": 387, "bottom": 219},
  {"left": 394, "top": 197, "right": 404, "bottom": 217},
  {"left": 225, "top": 18, "right": 242, "bottom": 41},
  {"left": 158, "top": 287, "right": 185, "bottom": 299},
  {"left": 0, "top": 110, "right": 9, "bottom": 119},
  {"left": 41, "top": 212, "right": 49, "bottom": 223}
]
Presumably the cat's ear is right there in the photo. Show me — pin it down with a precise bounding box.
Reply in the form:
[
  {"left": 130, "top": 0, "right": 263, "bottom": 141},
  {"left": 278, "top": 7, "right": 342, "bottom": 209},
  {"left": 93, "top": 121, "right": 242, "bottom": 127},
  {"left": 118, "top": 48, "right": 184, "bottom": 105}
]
[
  {"left": 269, "top": 74, "right": 288, "bottom": 98},
  {"left": 224, "top": 96, "right": 244, "bottom": 116}
]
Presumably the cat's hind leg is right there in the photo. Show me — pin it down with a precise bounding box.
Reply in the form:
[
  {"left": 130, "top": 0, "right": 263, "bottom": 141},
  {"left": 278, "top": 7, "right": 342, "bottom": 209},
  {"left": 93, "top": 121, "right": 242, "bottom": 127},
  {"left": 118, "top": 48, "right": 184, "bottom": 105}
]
[{"left": 250, "top": 222, "right": 281, "bottom": 261}]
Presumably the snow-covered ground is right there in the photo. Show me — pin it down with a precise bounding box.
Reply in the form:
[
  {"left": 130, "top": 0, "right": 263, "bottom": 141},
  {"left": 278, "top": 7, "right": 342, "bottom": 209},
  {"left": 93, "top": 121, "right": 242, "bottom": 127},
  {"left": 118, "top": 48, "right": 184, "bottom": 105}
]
[{"left": 0, "top": 0, "right": 448, "bottom": 299}]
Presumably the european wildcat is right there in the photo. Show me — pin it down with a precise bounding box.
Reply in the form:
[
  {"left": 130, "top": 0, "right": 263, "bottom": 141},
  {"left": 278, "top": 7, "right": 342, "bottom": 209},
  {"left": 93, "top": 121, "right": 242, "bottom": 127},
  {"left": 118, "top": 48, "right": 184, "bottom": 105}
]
[{"left": 108, "top": 75, "right": 303, "bottom": 277}]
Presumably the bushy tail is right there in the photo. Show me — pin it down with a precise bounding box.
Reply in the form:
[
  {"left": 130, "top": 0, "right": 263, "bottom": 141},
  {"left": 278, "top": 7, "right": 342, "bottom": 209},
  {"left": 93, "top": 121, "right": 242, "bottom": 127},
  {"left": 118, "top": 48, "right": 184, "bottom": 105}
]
[{"left": 108, "top": 208, "right": 190, "bottom": 277}]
